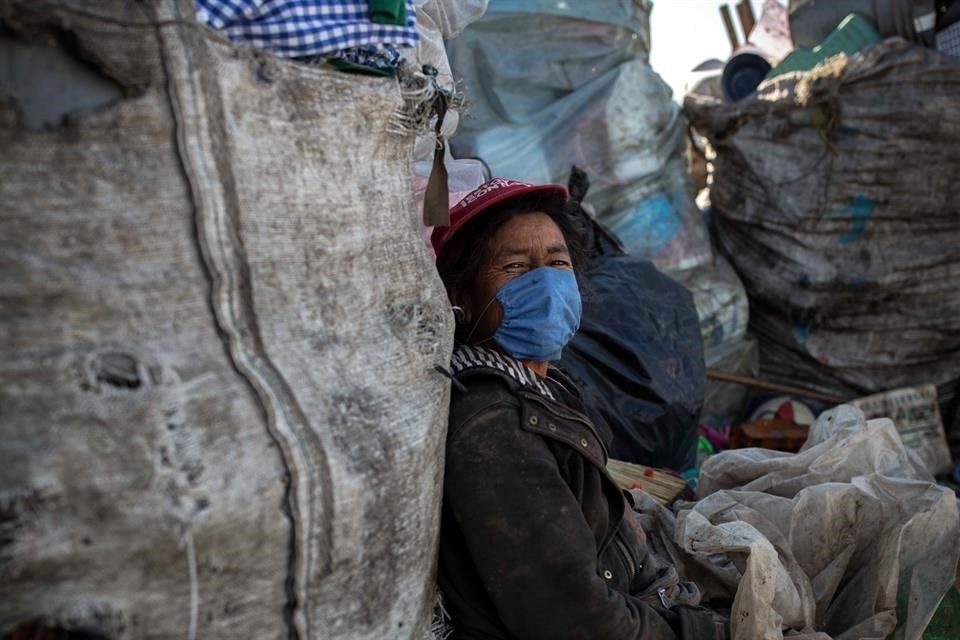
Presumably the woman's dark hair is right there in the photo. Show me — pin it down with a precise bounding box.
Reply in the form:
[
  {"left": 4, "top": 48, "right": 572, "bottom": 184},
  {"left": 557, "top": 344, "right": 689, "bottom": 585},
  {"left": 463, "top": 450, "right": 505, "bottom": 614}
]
[{"left": 436, "top": 192, "right": 588, "bottom": 293}]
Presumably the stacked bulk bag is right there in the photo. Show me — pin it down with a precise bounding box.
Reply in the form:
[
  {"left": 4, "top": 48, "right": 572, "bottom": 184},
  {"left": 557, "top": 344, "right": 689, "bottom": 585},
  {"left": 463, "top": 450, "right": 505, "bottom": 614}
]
[
  {"left": 447, "top": 0, "right": 714, "bottom": 273},
  {"left": 687, "top": 39, "right": 960, "bottom": 426}
]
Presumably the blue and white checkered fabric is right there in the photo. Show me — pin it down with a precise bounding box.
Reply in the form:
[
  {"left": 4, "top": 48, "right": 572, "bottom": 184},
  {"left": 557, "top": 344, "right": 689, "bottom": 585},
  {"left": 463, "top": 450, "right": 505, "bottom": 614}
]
[
  {"left": 196, "top": 0, "right": 418, "bottom": 59},
  {"left": 938, "top": 22, "right": 960, "bottom": 58}
]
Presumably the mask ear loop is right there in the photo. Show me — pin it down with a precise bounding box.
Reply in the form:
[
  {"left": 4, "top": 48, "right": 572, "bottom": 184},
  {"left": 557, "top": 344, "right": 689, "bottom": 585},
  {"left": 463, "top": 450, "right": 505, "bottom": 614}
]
[{"left": 463, "top": 294, "right": 500, "bottom": 345}]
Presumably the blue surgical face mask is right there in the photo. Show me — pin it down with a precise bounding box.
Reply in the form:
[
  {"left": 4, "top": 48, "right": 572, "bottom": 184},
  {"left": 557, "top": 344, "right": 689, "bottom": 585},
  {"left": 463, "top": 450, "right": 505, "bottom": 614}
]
[{"left": 491, "top": 267, "right": 582, "bottom": 361}]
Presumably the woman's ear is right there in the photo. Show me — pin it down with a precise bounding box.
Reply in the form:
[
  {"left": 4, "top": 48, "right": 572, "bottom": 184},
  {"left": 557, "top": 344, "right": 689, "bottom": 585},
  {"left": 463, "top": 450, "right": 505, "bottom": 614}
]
[{"left": 448, "top": 288, "right": 472, "bottom": 325}]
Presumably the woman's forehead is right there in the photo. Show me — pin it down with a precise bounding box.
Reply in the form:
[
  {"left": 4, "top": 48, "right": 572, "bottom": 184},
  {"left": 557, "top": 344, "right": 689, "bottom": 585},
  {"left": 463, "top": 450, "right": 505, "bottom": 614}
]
[{"left": 489, "top": 212, "right": 569, "bottom": 255}]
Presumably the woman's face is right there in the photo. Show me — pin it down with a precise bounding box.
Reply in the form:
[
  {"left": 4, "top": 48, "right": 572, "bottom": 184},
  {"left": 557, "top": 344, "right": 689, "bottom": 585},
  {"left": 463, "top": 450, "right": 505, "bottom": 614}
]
[{"left": 458, "top": 211, "right": 573, "bottom": 345}]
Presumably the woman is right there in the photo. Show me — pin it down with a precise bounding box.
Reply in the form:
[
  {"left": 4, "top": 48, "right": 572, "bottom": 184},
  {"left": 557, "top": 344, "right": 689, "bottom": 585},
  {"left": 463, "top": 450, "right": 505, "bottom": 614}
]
[{"left": 433, "top": 178, "right": 723, "bottom": 640}]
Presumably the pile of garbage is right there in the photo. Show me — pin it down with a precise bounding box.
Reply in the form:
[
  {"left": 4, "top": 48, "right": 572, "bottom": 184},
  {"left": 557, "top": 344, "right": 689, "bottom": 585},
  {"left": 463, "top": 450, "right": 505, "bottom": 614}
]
[{"left": 5, "top": 1, "right": 960, "bottom": 639}]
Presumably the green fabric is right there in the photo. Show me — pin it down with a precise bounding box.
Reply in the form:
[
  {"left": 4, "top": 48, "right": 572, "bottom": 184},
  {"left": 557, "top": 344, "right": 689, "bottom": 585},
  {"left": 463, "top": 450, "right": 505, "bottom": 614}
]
[
  {"left": 923, "top": 588, "right": 960, "bottom": 640},
  {"left": 369, "top": 0, "right": 406, "bottom": 26},
  {"left": 697, "top": 435, "right": 715, "bottom": 455},
  {"left": 767, "top": 13, "right": 881, "bottom": 80},
  {"left": 330, "top": 58, "right": 395, "bottom": 78}
]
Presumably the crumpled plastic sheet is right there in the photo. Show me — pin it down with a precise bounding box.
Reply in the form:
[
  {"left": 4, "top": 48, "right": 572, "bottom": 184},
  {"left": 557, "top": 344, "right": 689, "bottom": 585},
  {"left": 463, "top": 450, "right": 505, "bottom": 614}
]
[
  {"left": 406, "top": 0, "right": 488, "bottom": 96},
  {"left": 407, "top": 0, "right": 488, "bottom": 248},
  {"left": 408, "top": 0, "right": 488, "bottom": 165},
  {"left": 644, "top": 406, "right": 960, "bottom": 640}
]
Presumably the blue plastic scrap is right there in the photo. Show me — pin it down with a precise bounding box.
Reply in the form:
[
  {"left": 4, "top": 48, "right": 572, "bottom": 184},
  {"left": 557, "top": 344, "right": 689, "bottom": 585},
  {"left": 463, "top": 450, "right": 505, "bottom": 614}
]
[{"left": 829, "top": 193, "right": 877, "bottom": 246}]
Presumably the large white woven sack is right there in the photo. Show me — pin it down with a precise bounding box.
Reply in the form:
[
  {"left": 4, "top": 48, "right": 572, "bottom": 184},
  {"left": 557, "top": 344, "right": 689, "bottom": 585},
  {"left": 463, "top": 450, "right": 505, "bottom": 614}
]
[{"left": 0, "top": 1, "right": 453, "bottom": 638}]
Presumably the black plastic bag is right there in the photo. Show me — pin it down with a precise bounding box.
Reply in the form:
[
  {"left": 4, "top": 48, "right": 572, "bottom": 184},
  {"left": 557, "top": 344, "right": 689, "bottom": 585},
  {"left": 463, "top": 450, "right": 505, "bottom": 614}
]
[
  {"left": 564, "top": 166, "right": 625, "bottom": 259},
  {"left": 560, "top": 256, "right": 704, "bottom": 470},
  {"left": 559, "top": 168, "right": 704, "bottom": 470}
]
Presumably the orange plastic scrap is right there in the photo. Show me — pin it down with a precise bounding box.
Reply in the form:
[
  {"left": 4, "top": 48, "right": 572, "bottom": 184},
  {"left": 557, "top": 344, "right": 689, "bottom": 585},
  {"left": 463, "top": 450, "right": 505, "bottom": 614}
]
[{"left": 730, "top": 418, "right": 810, "bottom": 452}]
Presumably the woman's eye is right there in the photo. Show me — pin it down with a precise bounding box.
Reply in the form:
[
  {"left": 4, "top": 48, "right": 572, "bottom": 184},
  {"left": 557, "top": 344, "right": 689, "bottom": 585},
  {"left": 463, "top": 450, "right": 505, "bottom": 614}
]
[
  {"left": 552, "top": 260, "right": 572, "bottom": 268},
  {"left": 504, "top": 262, "right": 526, "bottom": 270}
]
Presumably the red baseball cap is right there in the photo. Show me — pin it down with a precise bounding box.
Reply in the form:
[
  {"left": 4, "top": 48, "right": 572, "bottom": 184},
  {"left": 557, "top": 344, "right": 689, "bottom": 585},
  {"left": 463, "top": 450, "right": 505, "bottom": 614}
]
[{"left": 431, "top": 178, "right": 569, "bottom": 259}]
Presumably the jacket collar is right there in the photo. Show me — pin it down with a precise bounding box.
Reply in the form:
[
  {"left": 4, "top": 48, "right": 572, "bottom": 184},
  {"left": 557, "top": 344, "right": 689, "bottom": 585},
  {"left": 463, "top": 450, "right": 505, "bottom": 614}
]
[{"left": 450, "top": 345, "right": 556, "bottom": 401}]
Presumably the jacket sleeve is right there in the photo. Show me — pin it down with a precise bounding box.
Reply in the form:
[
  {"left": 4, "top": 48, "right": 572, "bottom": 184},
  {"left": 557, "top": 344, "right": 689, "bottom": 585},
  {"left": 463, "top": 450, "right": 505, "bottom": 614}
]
[{"left": 443, "top": 402, "right": 681, "bottom": 640}]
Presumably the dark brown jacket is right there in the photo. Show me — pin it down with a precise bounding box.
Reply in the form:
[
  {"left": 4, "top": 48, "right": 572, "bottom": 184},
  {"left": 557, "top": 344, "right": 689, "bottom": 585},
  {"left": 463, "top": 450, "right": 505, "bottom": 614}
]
[{"left": 438, "top": 346, "right": 722, "bottom": 640}]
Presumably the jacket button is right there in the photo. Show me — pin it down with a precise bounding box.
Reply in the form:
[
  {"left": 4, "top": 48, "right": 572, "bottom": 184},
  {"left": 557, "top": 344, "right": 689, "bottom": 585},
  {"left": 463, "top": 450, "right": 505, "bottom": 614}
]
[
  {"left": 548, "top": 423, "right": 557, "bottom": 431},
  {"left": 529, "top": 415, "right": 539, "bottom": 425},
  {"left": 580, "top": 438, "right": 588, "bottom": 447},
  {"left": 603, "top": 570, "right": 613, "bottom": 580}
]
